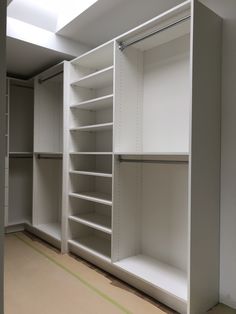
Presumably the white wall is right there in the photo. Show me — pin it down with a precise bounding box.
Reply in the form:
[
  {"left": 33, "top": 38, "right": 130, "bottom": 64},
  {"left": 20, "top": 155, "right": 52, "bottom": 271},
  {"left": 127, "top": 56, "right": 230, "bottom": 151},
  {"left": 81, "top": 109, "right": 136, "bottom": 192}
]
[
  {"left": 201, "top": 0, "right": 236, "bottom": 308},
  {"left": 0, "top": 1, "right": 6, "bottom": 313}
]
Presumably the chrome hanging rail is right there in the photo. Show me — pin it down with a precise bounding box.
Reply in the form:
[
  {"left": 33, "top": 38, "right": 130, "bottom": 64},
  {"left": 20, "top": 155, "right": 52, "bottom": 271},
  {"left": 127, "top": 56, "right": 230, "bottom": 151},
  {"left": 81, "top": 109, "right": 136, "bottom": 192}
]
[
  {"left": 38, "top": 71, "right": 63, "bottom": 84},
  {"left": 118, "top": 15, "right": 191, "bottom": 51},
  {"left": 118, "top": 156, "right": 188, "bottom": 165}
]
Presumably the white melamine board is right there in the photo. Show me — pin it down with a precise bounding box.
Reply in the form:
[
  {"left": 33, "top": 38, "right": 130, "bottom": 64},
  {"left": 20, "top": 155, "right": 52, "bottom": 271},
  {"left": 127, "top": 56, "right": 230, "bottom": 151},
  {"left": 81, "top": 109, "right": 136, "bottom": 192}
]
[
  {"left": 36, "top": 222, "right": 61, "bottom": 241},
  {"left": 8, "top": 158, "right": 33, "bottom": 225},
  {"left": 71, "top": 94, "right": 113, "bottom": 110},
  {"left": 72, "top": 41, "right": 114, "bottom": 69},
  {"left": 62, "top": 61, "right": 70, "bottom": 253},
  {"left": 69, "top": 192, "right": 112, "bottom": 206},
  {"left": 114, "top": 34, "right": 190, "bottom": 154},
  {"left": 70, "top": 107, "right": 113, "bottom": 128},
  {"left": 69, "top": 170, "right": 112, "bottom": 178},
  {"left": 71, "top": 66, "right": 113, "bottom": 89},
  {"left": 70, "top": 152, "right": 113, "bottom": 155},
  {"left": 33, "top": 158, "right": 62, "bottom": 226},
  {"left": 114, "top": 43, "right": 143, "bottom": 152},
  {"left": 188, "top": 2, "right": 222, "bottom": 314},
  {"left": 34, "top": 78, "right": 63, "bottom": 153},
  {"left": 142, "top": 34, "right": 190, "bottom": 153},
  {"left": 70, "top": 130, "right": 112, "bottom": 153},
  {"left": 115, "top": 255, "right": 187, "bottom": 301},
  {"left": 141, "top": 163, "right": 188, "bottom": 272},
  {"left": 69, "top": 213, "right": 111, "bottom": 234},
  {"left": 9, "top": 83, "right": 33, "bottom": 152},
  {"left": 68, "top": 237, "right": 111, "bottom": 262},
  {"left": 70, "top": 154, "right": 112, "bottom": 174},
  {"left": 70, "top": 122, "right": 113, "bottom": 132},
  {"left": 113, "top": 161, "right": 188, "bottom": 272},
  {"left": 112, "top": 160, "right": 142, "bottom": 261}
]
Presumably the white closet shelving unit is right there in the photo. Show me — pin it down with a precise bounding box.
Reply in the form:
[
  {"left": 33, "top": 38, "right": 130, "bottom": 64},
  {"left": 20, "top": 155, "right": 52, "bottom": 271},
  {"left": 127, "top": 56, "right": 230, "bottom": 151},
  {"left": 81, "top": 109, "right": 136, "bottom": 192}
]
[
  {"left": 4, "top": 1, "right": 221, "bottom": 313},
  {"left": 5, "top": 78, "right": 34, "bottom": 230},
  {"left": 31, "top": 63, "right": 65, "bottom": 248},
  {"left": 64, "top": 1, "right": 222, "bottom": 313},
  {"left": 64, "top": 41, "right": 114, "bottom": 262}
]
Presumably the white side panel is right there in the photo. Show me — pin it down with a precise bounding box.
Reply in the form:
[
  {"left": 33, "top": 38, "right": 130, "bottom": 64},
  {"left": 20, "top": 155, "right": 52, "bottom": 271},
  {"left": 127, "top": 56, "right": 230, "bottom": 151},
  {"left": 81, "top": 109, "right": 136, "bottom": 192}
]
[
  {"left": 114, "top": 43, "right": 143, "bottom": 152},
  {"left": 0, "top": 2, "right": 6, "bottom": 313},
  {"left": 189, "top": 1, "right": 222, "bottom": 313},
  {"left": 62, "top": 61, "right": 70, "bottom": 253},
  {"left": 34, "top": 78, "right": 63, "bottom": 153},
  {"left": 8, "top": 158, "right": 33, "bottom": 225},
  {"left": 9, "top": 83, "right": 33, "bottom": 152}
]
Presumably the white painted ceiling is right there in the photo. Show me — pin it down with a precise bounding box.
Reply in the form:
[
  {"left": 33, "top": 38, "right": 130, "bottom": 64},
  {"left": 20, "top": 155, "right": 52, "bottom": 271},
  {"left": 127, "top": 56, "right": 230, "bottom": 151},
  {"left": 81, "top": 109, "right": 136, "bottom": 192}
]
[
  {"left": 8, "top": 0, "right": 235, "bottom": 79},
  {"left": 58, "top": 0, "right": 184, "bottom": 47},
  {"left": 7, "top": 37, "right": 73, "bottom": 79}
]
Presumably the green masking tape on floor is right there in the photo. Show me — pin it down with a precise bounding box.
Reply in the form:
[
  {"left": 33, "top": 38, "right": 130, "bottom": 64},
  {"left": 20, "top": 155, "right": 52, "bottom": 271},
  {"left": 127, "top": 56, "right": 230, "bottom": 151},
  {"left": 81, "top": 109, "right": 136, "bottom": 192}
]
[{"left": 14, "top": 234, "right": 132, "bottom": 314}]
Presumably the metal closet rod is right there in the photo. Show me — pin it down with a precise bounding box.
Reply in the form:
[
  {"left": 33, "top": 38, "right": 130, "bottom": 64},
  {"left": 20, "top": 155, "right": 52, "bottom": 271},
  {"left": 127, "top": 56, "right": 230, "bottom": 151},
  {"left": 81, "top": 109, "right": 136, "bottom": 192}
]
[
  {"left": 36, "top": 154, "right": 62, "bottom": 160},
  {"left": 119, "top": 15, "right": 191, "bottom": 51},
  {"left": 9, "top": 155, "right": 33, "bottom": 159},
  {"left": 10, "top": 83, "right": 34, "bottom": 90},
  {"left": 118, "top": 156, "right": 188, "bottom": 165},
  {"left": 38, "top": 70, "right": 63, "bottom": 84}
]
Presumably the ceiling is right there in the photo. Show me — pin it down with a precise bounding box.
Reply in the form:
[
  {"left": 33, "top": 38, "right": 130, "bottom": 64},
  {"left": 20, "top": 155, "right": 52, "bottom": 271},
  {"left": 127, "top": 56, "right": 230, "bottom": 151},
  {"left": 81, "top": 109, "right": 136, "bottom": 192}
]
[
  {"left": 58, "top": 0, "right": 184, "bottom": 47},
  {"left": 7, "top": 37, "right": 73, "bottom": 79},
  {"left": 7, "top": 0, "right": 235, "bottom": 79},
  {"left": 6, "top": 0, "right": 184, "bottom": 79}
]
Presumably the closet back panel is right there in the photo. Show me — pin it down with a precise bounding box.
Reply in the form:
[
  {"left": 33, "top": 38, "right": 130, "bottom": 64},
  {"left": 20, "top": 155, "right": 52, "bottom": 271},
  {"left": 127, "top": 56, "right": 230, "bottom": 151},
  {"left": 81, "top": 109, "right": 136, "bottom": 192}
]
[
  {"left": 34, "top": 80, "right": 63, "bottom": 153},
  {"left": 142, "top": 34, "right": 190, "bottom": 152},
  {"left": 115, "top": 34, "right": 190, "bottom": 154},
  {"left": 8, "top": 158, "right": 33, "bottom": 224},
  {"left": 113, "top": 161, "right": 188, "bottom": 272},
  {"left": 33, "top": 158, "right": 62, "bottom": 225},
  {"left": 9, "top": 84, "right": 33, "bottom": 152}
]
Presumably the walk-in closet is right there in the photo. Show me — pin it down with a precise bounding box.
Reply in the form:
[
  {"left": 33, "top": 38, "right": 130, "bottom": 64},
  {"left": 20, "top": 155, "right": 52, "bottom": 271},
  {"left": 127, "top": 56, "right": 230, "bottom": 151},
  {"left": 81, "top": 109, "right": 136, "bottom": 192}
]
[{"left": 2, "top": 1, "right": 225, "bottom": 313}]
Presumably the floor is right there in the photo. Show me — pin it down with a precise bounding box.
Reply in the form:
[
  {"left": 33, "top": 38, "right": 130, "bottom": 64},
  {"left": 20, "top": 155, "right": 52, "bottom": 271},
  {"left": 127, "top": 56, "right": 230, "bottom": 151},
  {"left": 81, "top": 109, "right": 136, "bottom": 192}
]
[{"left": 4, "top": 232, "right": 235, "bottom": 314}]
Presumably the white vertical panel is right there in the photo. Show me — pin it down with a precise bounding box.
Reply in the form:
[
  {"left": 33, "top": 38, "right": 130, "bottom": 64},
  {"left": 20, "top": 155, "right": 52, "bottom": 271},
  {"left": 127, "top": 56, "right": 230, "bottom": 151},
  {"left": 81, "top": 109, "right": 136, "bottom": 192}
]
[
  {"left": 62, "top": 61, "right": 70, "bottom": 253},
  {"left": 188, "top": 1, "right": 222, "bottom": 313},
  {"left": 0, "top": 1, "right": 6, "bottom": 313}
]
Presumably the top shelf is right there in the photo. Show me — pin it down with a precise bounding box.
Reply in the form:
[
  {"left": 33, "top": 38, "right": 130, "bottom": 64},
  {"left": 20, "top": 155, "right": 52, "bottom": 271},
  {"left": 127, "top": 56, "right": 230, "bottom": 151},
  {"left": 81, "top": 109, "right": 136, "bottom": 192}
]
[
  {"left": 71, "top": 66, "right": 113, "bottom": 89},
  {"left": 71, "top": 41, "right": 114, "bottom": 69}
]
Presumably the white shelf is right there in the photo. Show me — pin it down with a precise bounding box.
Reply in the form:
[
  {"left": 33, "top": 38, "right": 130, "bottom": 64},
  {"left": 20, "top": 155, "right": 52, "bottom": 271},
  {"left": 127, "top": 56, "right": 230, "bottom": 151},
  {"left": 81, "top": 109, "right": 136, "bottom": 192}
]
[
  {"left": 35, "top": 222, "right": 61, "bottom": 241},
  {"left": 69, "top": 213, "right": 112, "bottom": 234},
  {"left": 115, "top": 255, "right": 187, "bottom": 302},
  {"left": 69, "top": 170, "right": 112, "bottom": 178},
  {"left": 71, "top": 41, "right": 113, "bottom": 69},
  {"left": 71, "top": 66, "right": 113, "bottom": 89},
  {"left": 68, "top": 236, "right": 111, "bottom": 262},
  {"left": 70, "top": 152, "right": 113, "bottom": 156},
  {"left": 70, "top": 94, "right": 113, "bottom": 110},
  {"left": 70, "top": 122, "right": 113, "bottom": 133},
  {"left": 69, "top": 192, "right": 112, "bottom": 206}
]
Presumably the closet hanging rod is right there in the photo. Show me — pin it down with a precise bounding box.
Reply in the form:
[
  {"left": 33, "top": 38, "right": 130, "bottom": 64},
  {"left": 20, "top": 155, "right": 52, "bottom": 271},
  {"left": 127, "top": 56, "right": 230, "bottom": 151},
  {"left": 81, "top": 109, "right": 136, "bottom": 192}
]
[
  {"left": 10, "top": 84, "right": 34, "bottom": 90},
  {"left": 36, "top": 154, "right": 62, "bottom": 160},
  {"left": 38, "top": 71, "right": 63, "bottom": 84},
  {"left": 118, "top": 156, "right": 188, "bottom": 165},
  {"left": 118, "top": 15, "right": 191, "bottom": 51},
  {"left": 9, "top": 155, "right": 33, "bottom": 159}
]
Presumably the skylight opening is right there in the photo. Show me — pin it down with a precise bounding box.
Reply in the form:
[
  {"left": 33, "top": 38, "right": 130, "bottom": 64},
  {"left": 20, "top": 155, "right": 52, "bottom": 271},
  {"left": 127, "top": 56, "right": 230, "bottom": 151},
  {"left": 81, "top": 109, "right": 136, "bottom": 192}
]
[{"left": 7, "top": 0, "right": 98, "bottom": 33}]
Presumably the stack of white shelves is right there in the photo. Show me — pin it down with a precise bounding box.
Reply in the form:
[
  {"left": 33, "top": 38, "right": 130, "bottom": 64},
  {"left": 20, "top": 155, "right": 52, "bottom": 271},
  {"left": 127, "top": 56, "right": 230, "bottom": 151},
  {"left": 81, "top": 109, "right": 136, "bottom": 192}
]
[{"left": 67, "top": 41, "right": 114, "bottom": 262}]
